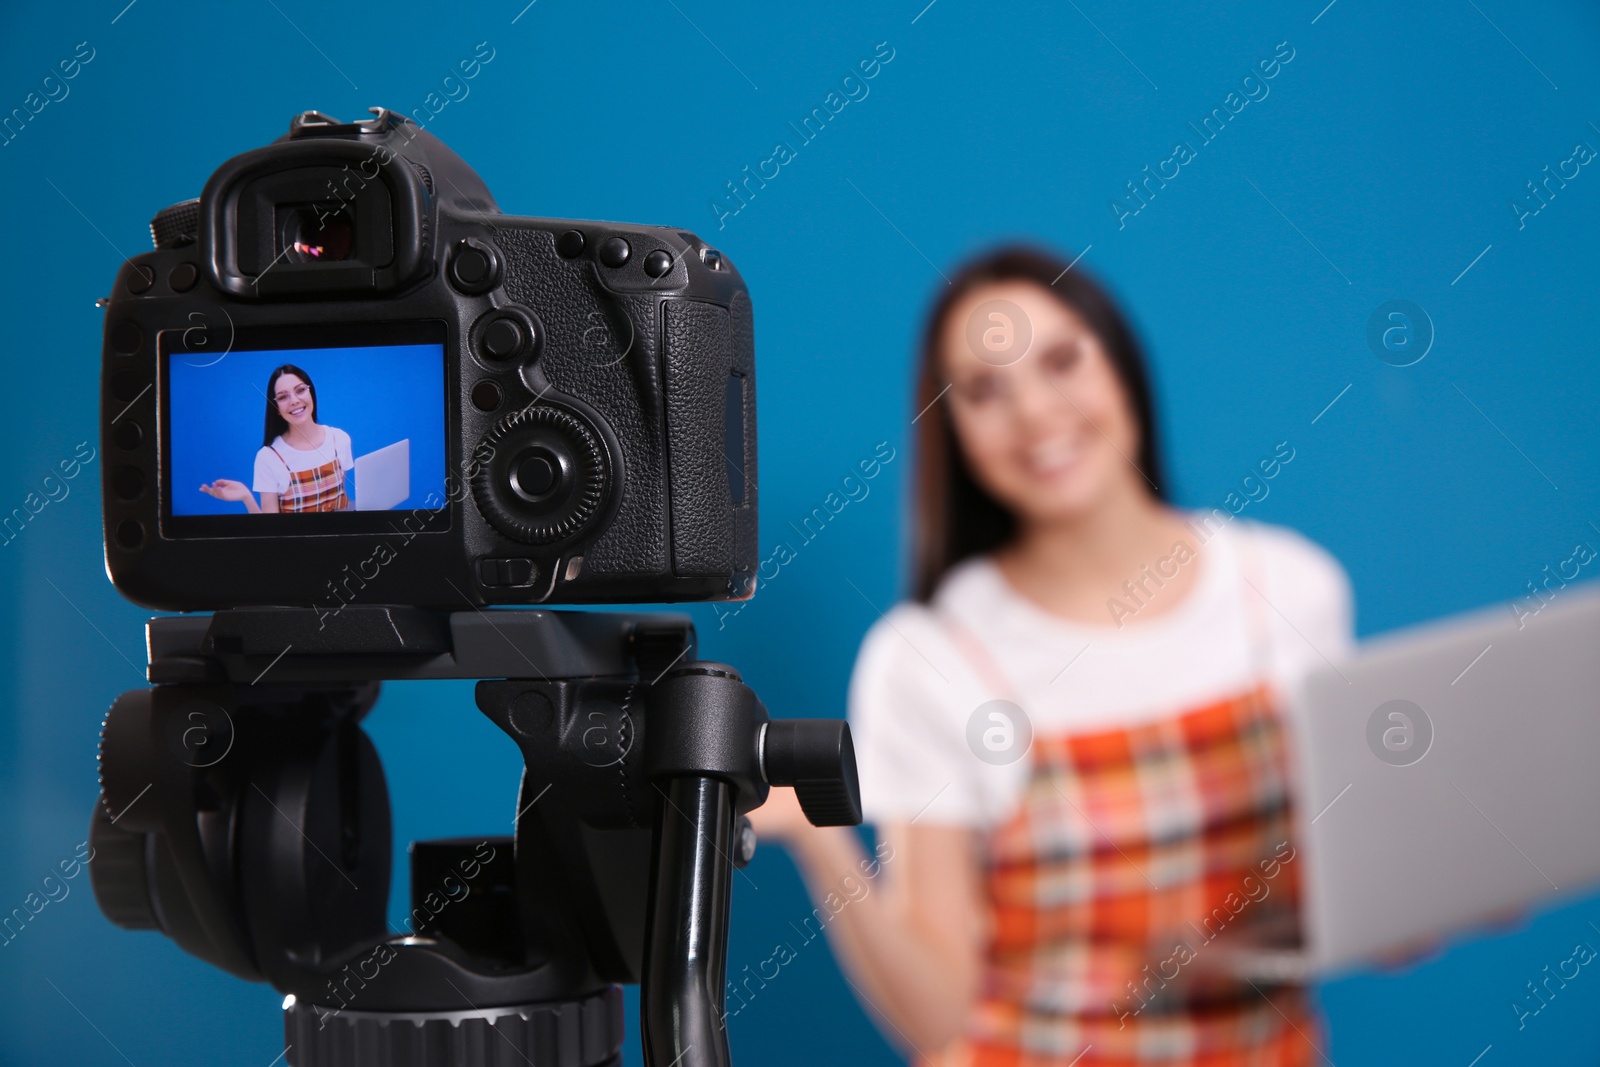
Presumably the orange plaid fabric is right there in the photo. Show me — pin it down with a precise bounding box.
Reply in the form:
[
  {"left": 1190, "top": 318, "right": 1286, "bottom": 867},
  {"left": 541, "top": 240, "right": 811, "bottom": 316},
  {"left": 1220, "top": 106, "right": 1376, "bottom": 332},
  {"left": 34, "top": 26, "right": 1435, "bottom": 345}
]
[
  {"left": 950, "top": 685, "right": 1320, "bottom": 1067},
  {"left": 270, "top": 447, "right": 349, "bottom": 513}
]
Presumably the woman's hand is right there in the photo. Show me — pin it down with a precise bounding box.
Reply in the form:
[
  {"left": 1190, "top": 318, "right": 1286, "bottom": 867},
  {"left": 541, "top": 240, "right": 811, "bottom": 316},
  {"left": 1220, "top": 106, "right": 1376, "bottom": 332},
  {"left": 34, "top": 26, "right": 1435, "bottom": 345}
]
[
  {"left": 746, "top": 785, "right": 814, "bottom": 846},
  {"left": 200, "top": 479, "right": 260, "bottom": 513},
  {"left": 1371, "top": 934, "right": 1448, "bottom": 972},
  {"left": 200, "top": 479, "right": 250, "bottom": 501},
  {"left": 749, "top": 804, "right": 986, "bottom": 1056}
]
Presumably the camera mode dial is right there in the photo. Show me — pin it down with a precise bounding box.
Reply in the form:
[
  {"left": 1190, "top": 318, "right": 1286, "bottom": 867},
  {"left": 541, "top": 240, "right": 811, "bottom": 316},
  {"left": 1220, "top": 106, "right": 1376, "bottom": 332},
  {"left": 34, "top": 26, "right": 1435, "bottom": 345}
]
[
  {"left": 472, "top": 405, "right": 609, "bottom": 545},
  {"left": 150, "top": 199, "right": 201, "bottom": 249}
]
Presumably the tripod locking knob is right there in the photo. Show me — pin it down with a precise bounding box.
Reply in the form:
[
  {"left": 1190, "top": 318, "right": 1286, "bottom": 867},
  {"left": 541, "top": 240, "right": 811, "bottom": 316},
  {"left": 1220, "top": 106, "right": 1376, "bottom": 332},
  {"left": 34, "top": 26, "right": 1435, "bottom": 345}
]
[{"left": 760, "top": 719, "right": 863, "bottom": 827}]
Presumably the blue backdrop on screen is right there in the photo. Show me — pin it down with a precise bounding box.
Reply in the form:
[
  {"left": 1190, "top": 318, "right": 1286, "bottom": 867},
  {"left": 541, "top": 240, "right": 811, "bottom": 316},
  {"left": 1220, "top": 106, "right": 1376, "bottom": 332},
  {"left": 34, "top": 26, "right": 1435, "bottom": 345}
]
[
  {"left": 2, "top": 2, "right": 1598, "bottom": 1066},
  {"left": 166, "top": 343, "right": 447, "bottom": 515}
]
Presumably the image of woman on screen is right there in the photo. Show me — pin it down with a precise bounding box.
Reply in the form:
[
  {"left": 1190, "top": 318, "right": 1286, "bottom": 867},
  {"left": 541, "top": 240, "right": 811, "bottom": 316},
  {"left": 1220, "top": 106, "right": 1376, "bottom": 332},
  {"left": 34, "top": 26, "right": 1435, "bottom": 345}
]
[
  {"left": 750, "top": 246, "right": 1353, "bottom": 1066},
  {"left": 198, "top": 364, "right": 354, "bottom": 513}
]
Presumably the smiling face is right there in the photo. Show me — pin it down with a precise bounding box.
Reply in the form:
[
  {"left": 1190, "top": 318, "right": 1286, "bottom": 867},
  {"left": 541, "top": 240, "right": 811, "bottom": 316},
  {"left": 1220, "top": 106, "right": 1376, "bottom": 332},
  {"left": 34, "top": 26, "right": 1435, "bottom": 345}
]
[
  {"left": 938, "top": 280, "right": 1146, "bottom": 526},
  {"left": 272, "top": 373, "right": 314, "bottom": 429}
]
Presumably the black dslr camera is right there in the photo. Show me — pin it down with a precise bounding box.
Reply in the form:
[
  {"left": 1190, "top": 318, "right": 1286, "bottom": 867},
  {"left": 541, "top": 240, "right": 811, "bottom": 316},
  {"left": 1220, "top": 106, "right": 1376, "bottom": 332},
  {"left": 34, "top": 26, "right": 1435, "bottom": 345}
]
[
  {"left": 101, "top": 106, "right": 756, "bottom": 612},
  {"left": 88, "top": 110, "right": 858, "bottom": 1067}
]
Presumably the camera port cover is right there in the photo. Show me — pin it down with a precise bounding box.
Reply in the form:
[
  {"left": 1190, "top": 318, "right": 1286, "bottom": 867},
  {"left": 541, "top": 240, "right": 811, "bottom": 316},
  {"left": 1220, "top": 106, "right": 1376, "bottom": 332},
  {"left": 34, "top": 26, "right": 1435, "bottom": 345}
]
[{"left": 472, "top": 405, "right": 608, "bottom": 545}]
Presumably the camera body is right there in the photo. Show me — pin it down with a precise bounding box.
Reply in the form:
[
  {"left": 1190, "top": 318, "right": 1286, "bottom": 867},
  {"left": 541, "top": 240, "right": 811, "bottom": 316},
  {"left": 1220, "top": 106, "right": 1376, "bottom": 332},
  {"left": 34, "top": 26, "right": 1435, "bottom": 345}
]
[{"left": 101, "top": 108, "right": 756, "bottom": 612}]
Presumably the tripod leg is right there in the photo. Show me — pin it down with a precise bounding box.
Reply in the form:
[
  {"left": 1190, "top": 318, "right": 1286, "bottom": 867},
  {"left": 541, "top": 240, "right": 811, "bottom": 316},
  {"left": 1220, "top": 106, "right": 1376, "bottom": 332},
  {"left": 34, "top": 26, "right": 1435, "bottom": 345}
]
[{"left": 641, "top": 775, "right": 734, "bottom": 1067}]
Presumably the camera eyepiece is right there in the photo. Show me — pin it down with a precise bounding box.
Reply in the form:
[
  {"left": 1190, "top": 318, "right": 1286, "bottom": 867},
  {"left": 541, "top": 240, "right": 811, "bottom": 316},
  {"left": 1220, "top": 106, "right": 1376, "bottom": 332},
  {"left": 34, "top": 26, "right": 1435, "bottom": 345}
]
[{"left": 279, "top": 204, "right": 356, "bottom": 263}]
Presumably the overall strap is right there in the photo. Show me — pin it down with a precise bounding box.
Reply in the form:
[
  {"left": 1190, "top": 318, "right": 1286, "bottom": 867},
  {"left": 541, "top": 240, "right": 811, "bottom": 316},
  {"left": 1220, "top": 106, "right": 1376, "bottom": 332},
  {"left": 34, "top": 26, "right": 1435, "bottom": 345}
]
[
  {"left": 935, "top": 611, "right": 1020, "bottom": 702},
  {"left": 270, "top": 444, "right": 301, "bottom": 506},
  {"left": 1232, "top": 523, "right": 1280, "bottom": 695}
]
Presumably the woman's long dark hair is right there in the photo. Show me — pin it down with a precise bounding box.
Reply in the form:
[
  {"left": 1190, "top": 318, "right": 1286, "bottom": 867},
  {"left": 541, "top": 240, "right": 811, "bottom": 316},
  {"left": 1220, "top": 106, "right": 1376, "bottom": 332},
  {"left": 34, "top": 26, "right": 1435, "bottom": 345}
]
[
  {"left": 263, "top": 364, "right": 319, "bottom": 447},
  {"left": 911, "top": 245, "right": 1166, "bottom": 602}
]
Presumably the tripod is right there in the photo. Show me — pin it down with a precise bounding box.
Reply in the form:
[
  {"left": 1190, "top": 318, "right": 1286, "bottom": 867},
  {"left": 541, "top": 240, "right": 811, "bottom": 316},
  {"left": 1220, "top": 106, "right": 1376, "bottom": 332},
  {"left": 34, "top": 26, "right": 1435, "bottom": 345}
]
[{"left": 89, "top": 604, "right": 860, "bottom": 1067}]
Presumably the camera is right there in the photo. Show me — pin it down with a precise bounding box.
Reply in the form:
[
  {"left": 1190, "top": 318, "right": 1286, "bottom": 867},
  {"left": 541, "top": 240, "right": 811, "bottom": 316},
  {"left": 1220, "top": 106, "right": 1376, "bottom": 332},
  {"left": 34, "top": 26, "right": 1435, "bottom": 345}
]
[
  {"left": 85, "top": 109, "right": 862, "bottom": 1067},
  {"left": 101, "top": 107, "right": 757, "bottom": 612}
]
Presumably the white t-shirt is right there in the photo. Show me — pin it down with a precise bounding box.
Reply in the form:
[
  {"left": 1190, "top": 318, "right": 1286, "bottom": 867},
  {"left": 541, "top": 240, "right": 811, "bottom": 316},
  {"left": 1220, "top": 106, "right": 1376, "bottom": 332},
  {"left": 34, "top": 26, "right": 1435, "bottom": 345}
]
[
  {"left": 847, "top": 517, "right": 1354, "bottom": 829},
  {"left": 252, "top": 427, "right": 354, "bottom": 497}
]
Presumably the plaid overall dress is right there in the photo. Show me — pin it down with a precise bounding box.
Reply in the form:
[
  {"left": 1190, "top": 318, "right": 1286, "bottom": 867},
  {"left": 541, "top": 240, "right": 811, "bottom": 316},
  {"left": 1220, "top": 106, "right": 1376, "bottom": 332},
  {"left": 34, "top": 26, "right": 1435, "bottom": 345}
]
[
  {"left": 268, "top": 443, "right": 349, "bottom": 513},
  {"left": 935, "top": 549, "right": 1323, "bottom": 1067}
]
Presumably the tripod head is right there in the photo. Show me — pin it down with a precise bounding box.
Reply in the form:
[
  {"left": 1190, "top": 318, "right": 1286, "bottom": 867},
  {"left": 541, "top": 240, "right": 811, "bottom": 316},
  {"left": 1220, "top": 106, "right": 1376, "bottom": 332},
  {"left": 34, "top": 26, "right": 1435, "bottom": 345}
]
[{"left": 89, "top": 604, "right": 860, "bottom": 1067}]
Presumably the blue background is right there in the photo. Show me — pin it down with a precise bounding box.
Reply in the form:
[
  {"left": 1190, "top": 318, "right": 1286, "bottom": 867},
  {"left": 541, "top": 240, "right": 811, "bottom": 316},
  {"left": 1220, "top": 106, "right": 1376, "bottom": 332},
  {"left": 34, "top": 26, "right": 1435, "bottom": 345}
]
[
  {"left": 166, "top": 343, "right": 447, "bottom": 515},
  {"left": 2, "top": 1, "right": 1598, "bottom": 1065}
]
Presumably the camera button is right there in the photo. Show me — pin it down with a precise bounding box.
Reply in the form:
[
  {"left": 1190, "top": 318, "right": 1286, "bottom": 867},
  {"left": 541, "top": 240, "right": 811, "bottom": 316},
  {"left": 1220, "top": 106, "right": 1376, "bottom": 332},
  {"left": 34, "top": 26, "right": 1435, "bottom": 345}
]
[
  {"left": 510, "top": 447, "right": 564, "bottom": 503},
  {"left": 113, "top": 422, "right": 142, "bottom": 450},
  {"left": 598, "top": 237, "right": 631, "bottom": 269},
  {"left": 556, "top": 230, "right": 586, "bottom": 258},
  {"left": 643, "top": 250, "right": 673, "bottom": 278},
  {"left": 114, "top": 519, "right": 144, "bottom": 550},
  {"left": 126, "top": 265, "right": 155, "bottom": 295},
  {"left": 455, "top": 248, "right": 490, "bottom": 282},
  {"left": 483, "top": 318, "right": 525, "bottom": 360},
  {"left": 471, "top": 380, "right": 503, "bottom": 412},
  {"left": 110, "top": 321, "right": 142, "bottom": 355},
  {"left": 168, "top": 263, "right": 199, "bottom": 292},
  {"left": 449, "top": 239, "right": 501, "bottom": 294},
  {"left": 472, "top": 307, "right": 541, "bottom": 370},
  {"left": 112, "top": 467, "right": 144, "bottom": 501},
  {"left": 111, "top": 369, "right": 145, "bottom": 402}
]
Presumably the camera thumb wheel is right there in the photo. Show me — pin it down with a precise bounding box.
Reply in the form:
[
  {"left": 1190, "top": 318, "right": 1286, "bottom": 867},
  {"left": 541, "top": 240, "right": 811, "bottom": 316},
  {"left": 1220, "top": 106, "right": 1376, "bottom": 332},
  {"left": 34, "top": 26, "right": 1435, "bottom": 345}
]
[{"left": 471, "top": 405, "right": 610, "bottom": 545}]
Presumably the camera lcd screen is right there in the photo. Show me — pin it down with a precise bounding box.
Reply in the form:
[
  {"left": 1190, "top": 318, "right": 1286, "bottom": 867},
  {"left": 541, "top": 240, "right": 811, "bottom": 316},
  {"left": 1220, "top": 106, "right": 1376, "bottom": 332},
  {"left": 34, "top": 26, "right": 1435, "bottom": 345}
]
[{"left": 160, "top": 321, "right": 449, "bottom": 537}]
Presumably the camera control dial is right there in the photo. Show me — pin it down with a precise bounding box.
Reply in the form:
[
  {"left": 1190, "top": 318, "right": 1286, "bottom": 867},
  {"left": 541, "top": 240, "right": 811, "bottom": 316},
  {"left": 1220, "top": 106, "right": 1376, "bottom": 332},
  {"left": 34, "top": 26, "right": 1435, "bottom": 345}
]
[{"left": 471, "top": 405, "right": 609, "bottom": 546}]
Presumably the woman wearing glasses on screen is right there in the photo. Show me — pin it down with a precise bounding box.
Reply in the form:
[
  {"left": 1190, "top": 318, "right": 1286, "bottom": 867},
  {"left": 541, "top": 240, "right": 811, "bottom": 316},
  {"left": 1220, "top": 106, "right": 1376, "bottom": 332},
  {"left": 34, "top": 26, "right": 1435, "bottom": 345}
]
[
  {"left": 752, "top": 246, "right": 1353, "bottom": 1066},
  {"left": 199, "top": 364, "right": 354, "bottom": 513}
]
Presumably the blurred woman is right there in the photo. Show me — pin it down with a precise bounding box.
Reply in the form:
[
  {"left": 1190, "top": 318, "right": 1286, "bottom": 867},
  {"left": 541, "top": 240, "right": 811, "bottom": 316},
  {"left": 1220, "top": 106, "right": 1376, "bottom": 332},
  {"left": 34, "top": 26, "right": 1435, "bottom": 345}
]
[{"left": 752, "top": 246, "right": 1352, "bottom": 1065}]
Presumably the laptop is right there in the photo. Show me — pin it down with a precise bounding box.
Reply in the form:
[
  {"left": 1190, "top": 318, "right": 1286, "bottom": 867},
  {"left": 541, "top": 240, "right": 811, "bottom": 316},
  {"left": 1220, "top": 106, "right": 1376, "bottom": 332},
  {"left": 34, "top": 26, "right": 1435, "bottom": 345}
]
[
  {"left": 354, "top": 439, "right": 411, "bottom": 511},
  {"left": 1221, "top": 580, "right": 1600, "bottom": 981}
]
